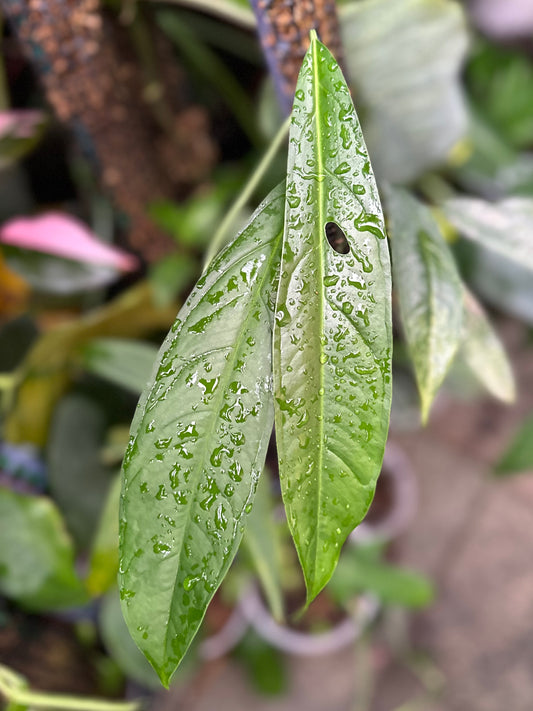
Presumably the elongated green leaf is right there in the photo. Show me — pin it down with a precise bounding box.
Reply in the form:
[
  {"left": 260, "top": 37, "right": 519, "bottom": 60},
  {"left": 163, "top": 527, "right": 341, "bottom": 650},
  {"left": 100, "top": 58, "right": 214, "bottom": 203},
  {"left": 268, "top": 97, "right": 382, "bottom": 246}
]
[
  {"left": 495, "top": 412, "right": 533, "bottom": 476},
  {"left": 86, "top": 474, "right": 121, "bottom": 596},
  {"left": 329, "top": 546, "right": 434, "bottom": 609},
  {"left": 241, "top": 469, "right": 283, "bottom": 621},
  {"left": 443, "top": 196, "right": 533, "bottom": 273},
  {"left": 119, "top": 185, "right": 285, "bottom": 686},
  {"left": 99, "top": 591, "right": 162, "bottom": 690},
  {"left": 274, "top": 35, "right": 392, "bottom": 604},
  {"left": 47, "top": 394, "right": 112, "bottom": 548},
  {"left": 342, "top": 0, "right": 469, "bottom": 184},
  {"left": 80, "top": 338, "right": 159, "bottom": 394},
  {"left": 0, "top": 489, "right": 87, "bottom": 610},
  {"left": 387, "top": 188, "right": 463, "bottom": 423},
  {"left": 459, "top": 289, "right": 515, "bottom": 403}
]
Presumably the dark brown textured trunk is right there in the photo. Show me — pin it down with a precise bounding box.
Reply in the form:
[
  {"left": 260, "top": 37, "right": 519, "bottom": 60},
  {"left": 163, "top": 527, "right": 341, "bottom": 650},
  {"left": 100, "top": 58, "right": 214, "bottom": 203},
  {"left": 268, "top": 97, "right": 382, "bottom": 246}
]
[
  {"left": 0, "top": 0, "right": 217, "bottom": 261},
  {"left": 250, "top": 0, "right": 345, "bottom": 115}
]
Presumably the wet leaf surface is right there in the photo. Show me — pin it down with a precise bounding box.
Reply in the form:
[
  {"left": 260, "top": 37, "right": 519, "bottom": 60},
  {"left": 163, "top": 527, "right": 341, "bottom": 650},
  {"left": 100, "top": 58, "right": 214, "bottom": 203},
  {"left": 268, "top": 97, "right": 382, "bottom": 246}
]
[
  {"left": 274, "top": 35, "right": 392, "bottom": 604},
  {"left": 119, "top": 186, "right": 284, "bottom": 685}
]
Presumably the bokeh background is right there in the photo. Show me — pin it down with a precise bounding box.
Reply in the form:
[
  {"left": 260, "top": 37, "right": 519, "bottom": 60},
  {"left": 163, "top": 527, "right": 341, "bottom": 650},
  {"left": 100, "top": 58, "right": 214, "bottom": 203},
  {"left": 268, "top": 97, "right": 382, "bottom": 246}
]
[{"left": 1, "top": 0, "right": 533, "bottom": 709}]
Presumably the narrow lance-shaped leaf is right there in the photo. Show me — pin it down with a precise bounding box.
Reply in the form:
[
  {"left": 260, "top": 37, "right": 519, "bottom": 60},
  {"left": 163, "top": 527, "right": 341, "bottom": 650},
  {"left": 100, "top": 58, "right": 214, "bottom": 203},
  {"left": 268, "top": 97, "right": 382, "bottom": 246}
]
[
  {"left": 495, "top": 411, "right": 533, "bottom": 476},
  {"left": 387, "top": 188, "right": 463, "bottom": 423},
  {"left": 119, "top": 185, "right": 285, "bottom": 687},
  {"left": 80, "top": 338, "right": 159, "bottom": 394},
  {"left": 460, "top": 288, "right": 515, "bottom": 404},
  {"left": 241, "top": 468, "right": 284, "bottom": 621},
  {"left": 274, "top": 34, "right": 393, "bottom": 604},
  {"left": 443, "top": 197, "right": 533, "bottom": 273},
  {"left": 86, "top": 474, "right": 122, "bottom": 596}
]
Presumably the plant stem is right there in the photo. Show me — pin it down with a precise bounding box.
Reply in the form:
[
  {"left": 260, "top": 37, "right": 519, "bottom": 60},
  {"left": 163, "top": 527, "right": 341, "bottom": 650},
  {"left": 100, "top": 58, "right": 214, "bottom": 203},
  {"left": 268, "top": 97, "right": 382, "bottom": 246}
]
[
  {"left": 203, "top": 115, "right": 290, "bottom": 269},
  {"left": 0, "top": 665, "right": 143, "bottom": 711}
]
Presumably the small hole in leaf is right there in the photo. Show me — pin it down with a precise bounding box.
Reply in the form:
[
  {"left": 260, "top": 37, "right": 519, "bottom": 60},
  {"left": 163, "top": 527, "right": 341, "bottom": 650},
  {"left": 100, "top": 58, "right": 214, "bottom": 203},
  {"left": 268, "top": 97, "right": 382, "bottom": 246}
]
[{"left": 325, "top": 222, "right": 350, "bottom": 254}]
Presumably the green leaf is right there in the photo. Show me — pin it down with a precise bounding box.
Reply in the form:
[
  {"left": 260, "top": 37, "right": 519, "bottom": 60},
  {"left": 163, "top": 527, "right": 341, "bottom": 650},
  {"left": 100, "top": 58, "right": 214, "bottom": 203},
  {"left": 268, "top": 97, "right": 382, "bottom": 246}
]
[
  {"left": 241, "top": 469, "right": 283, "bottom": 621},
  {"left": 235, "top": 631, "right": 288, "bottom": 696},
  {"left": 466, "top": 40, "right": 533, "bottom": 151},
  {"left": 273, "top": 35, "right": 392, "bottom": 605},
  {"left": 464, "top": 242, "right": 533, "bottom": 325},
  {"left": 99, "top": 591, "right": 163, "bottom": 690},
  {"left": 459, "top": 289, "right": 515, "bottom": 404},
  {"left": 119, "top": 185, "right": 285, "bottom": 686},
  {"left": 495, "top": 413, "right": 533, "bottom": 476},
  {"left": 0, "top": 489, "right": 87, "bottom": 610},
  {"left": 342, "top": 0, "right": 469, "bottom": 184},
  {"left": 387, "top": 188, "right": 463, "bottom": 423},
  {"left": 47, "top": 394, "right": 113, "bottom": 549},
  {"left": 329, "top": 546, "right": 434, "bottom": 609},
  {"left": 80, "top": 339, "right": 159, "bottom": 394},
  {"left": 148, "top": 253, "right": 197, "bottom": 308},
  {"left": 86, "top": 474, "right": 122, "bottom": 596},
  {"left": 443, "top": 196, "right": 533, "bottom": 273},
  {"left": 4, "top": 248, "right": 119, "bottom": 295}
]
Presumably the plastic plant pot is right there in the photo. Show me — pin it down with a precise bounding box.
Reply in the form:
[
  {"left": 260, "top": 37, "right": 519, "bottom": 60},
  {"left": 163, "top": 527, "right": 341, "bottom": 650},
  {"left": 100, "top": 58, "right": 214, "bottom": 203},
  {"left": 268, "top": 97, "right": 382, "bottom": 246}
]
[
  {"left": 239, "top": 585, "right": 379, "bottom": 657},
  {"left": 199, "top": 598, "right": 249, "bottom": 661}
]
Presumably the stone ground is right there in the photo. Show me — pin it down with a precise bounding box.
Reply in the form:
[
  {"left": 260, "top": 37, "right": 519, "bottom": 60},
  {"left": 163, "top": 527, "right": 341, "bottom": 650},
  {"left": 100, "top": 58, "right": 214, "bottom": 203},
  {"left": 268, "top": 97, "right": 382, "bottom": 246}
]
[{"left": 157, "top": 321, "right": 533, "bottom": 711}]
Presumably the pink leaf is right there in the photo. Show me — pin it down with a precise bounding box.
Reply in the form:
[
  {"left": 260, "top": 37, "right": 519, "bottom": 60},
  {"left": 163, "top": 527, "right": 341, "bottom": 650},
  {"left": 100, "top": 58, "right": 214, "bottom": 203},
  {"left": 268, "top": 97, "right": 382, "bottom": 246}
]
[
  {"left": 0, "top": 213, "right": 139, "bottom": 272},
  {"left": 0, "top": 110, "right": 46, "bottom": 139}
]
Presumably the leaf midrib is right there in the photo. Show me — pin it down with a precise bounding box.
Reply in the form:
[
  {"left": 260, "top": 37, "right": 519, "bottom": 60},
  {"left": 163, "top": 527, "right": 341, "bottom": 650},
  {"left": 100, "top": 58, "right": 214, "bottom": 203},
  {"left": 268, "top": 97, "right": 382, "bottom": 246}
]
[{"left": 309, "top": 37, "right": 326, "bottom": 596}]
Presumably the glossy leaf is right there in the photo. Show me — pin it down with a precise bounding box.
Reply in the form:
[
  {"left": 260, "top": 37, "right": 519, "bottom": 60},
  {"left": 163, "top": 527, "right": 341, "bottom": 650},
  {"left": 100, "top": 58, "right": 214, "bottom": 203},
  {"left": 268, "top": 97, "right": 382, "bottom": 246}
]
[
  {"left": 460, "top": 289, "right": 515, "bottom": 403},
  {"left": 274, "top": 35, "right": 392, "bottom": 604},
  {"left": 0, "top": 489, "right": 87, "bottom": 610},
  {"left": 80, "top": 338, "right": 159, "bottom": 394},
  {"left": 119, "top": 185, "right": 285, "bottom": 686},
  {"left": 388, "top": 188, "right": 464, "bottom": 423},
  {"left": 495, "top": 412, "right": 533, "bottom": 476},
  {"left": 342, "top": 0, "right": 469, "bottom": 184},
  {"left": 443, "top": 196, "right": 533, "bottom": 273},
  {"left": 241, "top": 469, "right": 283, "bottom": 621}
]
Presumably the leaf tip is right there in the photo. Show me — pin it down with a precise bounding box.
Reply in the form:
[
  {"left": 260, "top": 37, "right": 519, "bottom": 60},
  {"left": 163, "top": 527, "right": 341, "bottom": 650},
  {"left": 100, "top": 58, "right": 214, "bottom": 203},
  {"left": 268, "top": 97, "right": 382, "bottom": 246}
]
[
  {"left": 419, "top": 392, "right": 433, "bottom": 426},
  {"left": 309, "top": 28, "right": 318, "bottom": 43}
]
